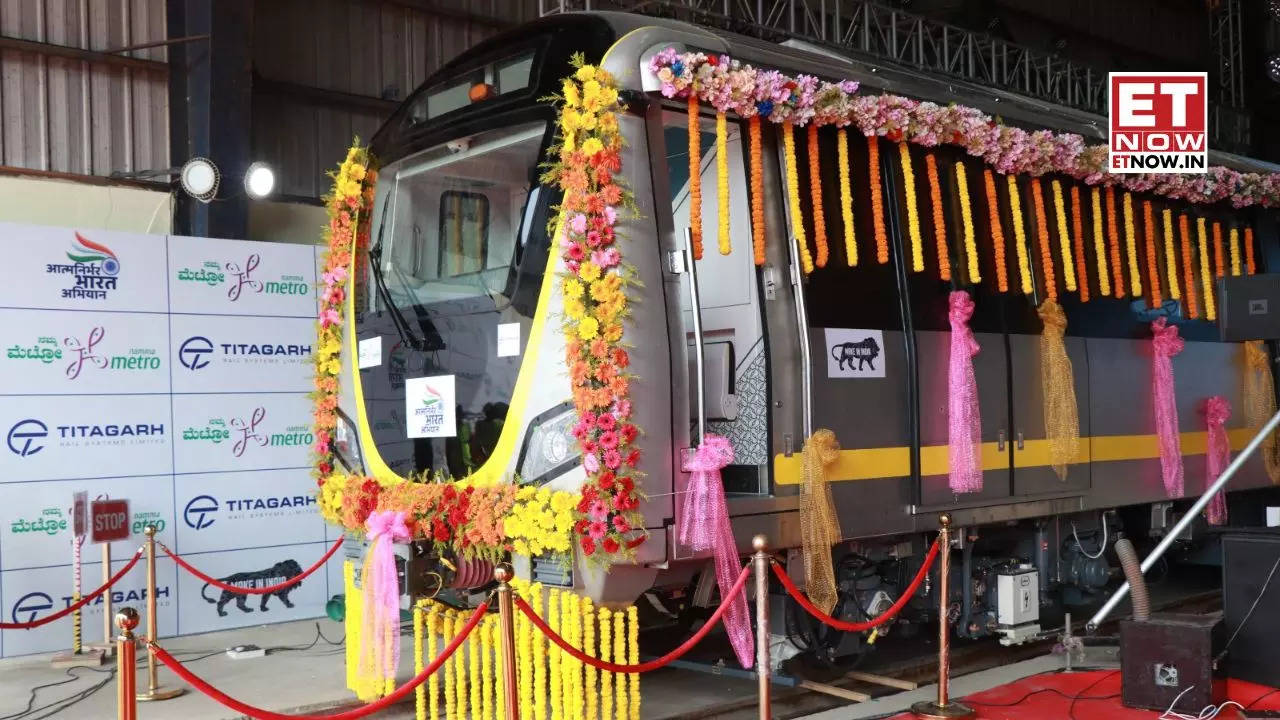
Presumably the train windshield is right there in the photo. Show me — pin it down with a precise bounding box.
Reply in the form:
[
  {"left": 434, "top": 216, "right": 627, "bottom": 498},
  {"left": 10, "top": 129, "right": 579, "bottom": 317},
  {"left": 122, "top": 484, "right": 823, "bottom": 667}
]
[{"left": 361, "top": 120, "right": 555, "bottom": 478}]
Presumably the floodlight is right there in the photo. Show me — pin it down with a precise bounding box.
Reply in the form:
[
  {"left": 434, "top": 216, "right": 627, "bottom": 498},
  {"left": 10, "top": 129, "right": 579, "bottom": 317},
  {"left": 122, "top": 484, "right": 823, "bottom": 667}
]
[
  {"left": 245, "top": 162, "right": 276, "bottom": 199},
  {"left": 179, "top": 158, "right": 220, "bottom": 203}
]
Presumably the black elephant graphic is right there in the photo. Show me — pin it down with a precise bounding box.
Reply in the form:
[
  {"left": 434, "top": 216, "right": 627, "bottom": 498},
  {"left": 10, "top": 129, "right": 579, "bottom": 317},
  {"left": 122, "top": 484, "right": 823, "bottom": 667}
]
[
  {"left": 202, "top": 559, "right": 303, "bottom": 617},
  {"left": 831, "top": 337, "right": 881, "bottom": 372}
]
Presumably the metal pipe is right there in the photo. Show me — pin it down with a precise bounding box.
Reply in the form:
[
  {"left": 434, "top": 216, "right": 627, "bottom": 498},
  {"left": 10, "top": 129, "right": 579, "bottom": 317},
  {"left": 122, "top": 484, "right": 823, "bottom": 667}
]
[
  {"left": 753, "top": 536, "right": 771, "bottom": 720},
  {"left": 685, "top": 227, "right": 706, "bottom": 445},
  {"left": 789, "top": 235, "right": 813, "bottom": 439},
  {"left": 496, "top": 565, "right": 519, "bottom": 720},
  {"left": 1086, "top": 408, "right": 1280, "bottom": 632},
  {"left": 116, "top": 608, "right": 139, "bottom": 720},
  {"left": 911, "top": 515, "right": 973, "bottom": 719},
  {"left": 137, "top": 526, "right": 183, "bottom": 702}
]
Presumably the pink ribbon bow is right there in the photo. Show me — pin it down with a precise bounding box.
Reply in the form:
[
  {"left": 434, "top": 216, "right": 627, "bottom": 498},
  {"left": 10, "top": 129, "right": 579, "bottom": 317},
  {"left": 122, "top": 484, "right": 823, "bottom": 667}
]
[
  {"left": 362, "top": 510, "right": 412, "bottom": 685},
  {"left": 1203, "top": 396, "right": 1231, "bottom": 525},
  {"left": 1151, "top": 318, "right": 1185, "bottom": 498},
  {"left": 948, "top": 291, "right": 983, "bottom": 494},
  {"left": 679, "top": 434, "right": 754, "bottom": 669}
]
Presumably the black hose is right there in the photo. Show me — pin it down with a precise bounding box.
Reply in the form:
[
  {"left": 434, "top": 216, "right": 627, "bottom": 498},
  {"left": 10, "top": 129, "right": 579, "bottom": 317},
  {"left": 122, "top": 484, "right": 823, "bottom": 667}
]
[{"left": 1114, "top": 537, "right": 1150, "bottom": 622}]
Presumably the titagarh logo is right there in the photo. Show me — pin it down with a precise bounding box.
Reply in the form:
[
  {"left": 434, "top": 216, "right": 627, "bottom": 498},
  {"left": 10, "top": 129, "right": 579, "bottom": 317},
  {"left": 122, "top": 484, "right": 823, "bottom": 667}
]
[
  {"left": 6, "top": 419, "right": 48, "bottom": 457},
  {"left": 184, "top": 407, "right": 313, "bottom": 458},
  {"left": 63, "top": 327, "right": 161, "bottom": 379},
  {"left": 11, "top": 586, "right": 171, "bottom": 624},
  {"left": 177, "top": 335, "right": 310, "bottom": 371},
  {"left": 6, "top": 418, "right": 167, "bottom": 454},
  {"left": 67, "top": 233, "right": 120, "bottom": 276},
  {"left": 184, "top": 493, "right": 316, "bottom": 530}
]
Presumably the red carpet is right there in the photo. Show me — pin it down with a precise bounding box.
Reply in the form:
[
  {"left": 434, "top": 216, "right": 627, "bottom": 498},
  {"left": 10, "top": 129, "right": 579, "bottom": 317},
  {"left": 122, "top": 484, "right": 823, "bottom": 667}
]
[{"left": 886, "top": 670, "right": 1280, "bottom": 719}]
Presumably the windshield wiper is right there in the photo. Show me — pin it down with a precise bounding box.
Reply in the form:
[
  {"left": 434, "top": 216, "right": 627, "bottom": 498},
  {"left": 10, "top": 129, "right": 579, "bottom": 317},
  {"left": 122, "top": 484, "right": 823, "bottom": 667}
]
[{"left": 368, "top": 199, "right": 427, "bottom": 352}]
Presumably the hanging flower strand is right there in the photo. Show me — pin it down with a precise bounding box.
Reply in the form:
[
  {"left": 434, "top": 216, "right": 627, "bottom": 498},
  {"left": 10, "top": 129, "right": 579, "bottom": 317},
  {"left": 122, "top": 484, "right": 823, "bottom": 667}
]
[
  {"left": 1032, "top": 178, "right": 1057, "bottom": 301},
  {"left": 985, "top": 169, "right": 1008, "bottom": 292},
  {"left": 1071, "top": 185, "right": 1088, "bottom": 302},
  {"left": 749, "top": 117, "right": 766, "bottom": 265},
  {"left": 1107, "top": 187, "right": 1126, "bottom": 299},
  {"left": 1007, "top": 175, "right": 1033, "bottom": 295},
  {"left": 1229, "top": 227, "right": 1242, "bottom": 277},
  {"left": 926, "top": 153, "right": 951, "bottom": 282},
  {"left": 868, "top": 136, "right": 888, "bottom": 264},
  {"left": 1051, "top": 179, "right": 1076, "bottom": 292},
  {"left": 899, "top": 143, "right": 924, "bottom": 273},
  {"left": 688, "top": 97, "right": 704, "bottom": 260},
  {"left": 956, "top": 161, "right": 979, "bottom": 284},
  {"left": 1179, "top": 213, "right": 1199, "bottom": 320},
  {"left": 1091, "top": 187, "right": 1111, "bottom": 297},
  {"left": 783, "top": 123, "right": 814, "bottom": 274},
  {"left": 1123, "top": 192, "right": 1143, "bottom": 299},
  {"left": 1198, "top": 217, "right": 1217, "bottom": 321},
  {"left": 808, "top": 124, "right": 829, "bottom": 268},
  {"left": 836, "top": 128, "right": 857, "bottom": 267},
  {"left": 716, "top": 112, "right": 731, "bottom": 256},
  {"left": 1246, "top": 227, "right": 1256, "bottom": 275},
  {"left": 1213, "top": 221, "right": 1225, "bottom": 279},
  {"left": 1143, "top": 200, "right": 1161, "bottom": 308},
  {"left": 1162, "top": 208, "right": 1180, "bottom": 302}
]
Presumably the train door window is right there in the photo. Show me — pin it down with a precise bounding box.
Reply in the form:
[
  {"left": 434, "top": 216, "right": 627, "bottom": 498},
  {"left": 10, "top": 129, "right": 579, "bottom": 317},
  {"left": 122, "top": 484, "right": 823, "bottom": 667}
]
[
  {"left": 662, "top": 109, "right": 769, "bottom": 495},
  {"left": 438, "top": 191, "right": 491, "bottom": 277}
]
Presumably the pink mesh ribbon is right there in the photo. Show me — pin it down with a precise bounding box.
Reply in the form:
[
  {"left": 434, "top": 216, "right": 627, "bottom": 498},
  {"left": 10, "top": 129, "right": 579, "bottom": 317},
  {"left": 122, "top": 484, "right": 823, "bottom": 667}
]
[
  {"left": 1151, "top": 318, "right": 1185, "bottom": 498},
  {"left": 948, "top": 291, "right": 983, "bottom": 494},
  {"left": 679, "top": 434, "right": 754, "bottom": 668},
  {"left": 361, "top": 509, "right": 412, "bottom": 687},
  {"left": 1203, "top": 396, "right": 1231, "bottom": 525}
]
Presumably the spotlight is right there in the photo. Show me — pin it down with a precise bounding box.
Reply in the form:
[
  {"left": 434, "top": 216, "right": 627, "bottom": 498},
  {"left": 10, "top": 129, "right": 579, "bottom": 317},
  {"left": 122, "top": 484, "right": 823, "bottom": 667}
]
[
  {"left": 244, "top": 162, "right": 276, "bottom": 199},
  {"left": 1269, "top": 55, "right": 1280, "bottom": 84},
  {"left": 1269, "top": 0, "right": 1280, "bottom": 21},
  {"left": 179, "top": 157, "right": 219, "bottom": 203}
]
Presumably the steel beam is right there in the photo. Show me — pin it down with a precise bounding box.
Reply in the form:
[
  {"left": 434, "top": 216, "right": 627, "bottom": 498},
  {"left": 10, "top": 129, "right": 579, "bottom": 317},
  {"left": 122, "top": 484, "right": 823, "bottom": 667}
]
[{"left": 0, "top": 35, "right": 167, "bottom": 73}]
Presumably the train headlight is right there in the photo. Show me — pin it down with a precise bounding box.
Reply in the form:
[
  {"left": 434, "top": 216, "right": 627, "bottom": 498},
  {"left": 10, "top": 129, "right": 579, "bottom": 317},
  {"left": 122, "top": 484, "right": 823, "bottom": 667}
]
[
  {"left": 334, "top": 410, "right": 363, "bottom": 474},
  {"left": 518, "top": 404, "right": 580, "bottom": 484}
]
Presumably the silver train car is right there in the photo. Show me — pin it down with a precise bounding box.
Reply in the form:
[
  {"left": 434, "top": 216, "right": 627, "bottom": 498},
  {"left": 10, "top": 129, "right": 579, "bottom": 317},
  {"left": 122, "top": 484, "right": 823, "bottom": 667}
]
[{"left": 334, "top": 11, "right": 1280, "bottom": 659}]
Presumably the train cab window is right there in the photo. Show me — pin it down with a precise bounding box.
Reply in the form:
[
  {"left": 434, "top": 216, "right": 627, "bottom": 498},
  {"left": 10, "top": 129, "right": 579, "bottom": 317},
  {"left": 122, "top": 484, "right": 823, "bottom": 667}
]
[{"left": 438, "top": 191, "right": 491, "bottom": 277}]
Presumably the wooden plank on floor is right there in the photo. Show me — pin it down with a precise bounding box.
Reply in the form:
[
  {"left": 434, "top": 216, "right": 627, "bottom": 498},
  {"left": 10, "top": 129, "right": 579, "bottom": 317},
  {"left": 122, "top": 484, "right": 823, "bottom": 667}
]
[
  {"left": 797, "top": 680, "right": 871, "bottom": 703},
  {"left": 846, "top": 670, "right": 918, "bottom": 691}
]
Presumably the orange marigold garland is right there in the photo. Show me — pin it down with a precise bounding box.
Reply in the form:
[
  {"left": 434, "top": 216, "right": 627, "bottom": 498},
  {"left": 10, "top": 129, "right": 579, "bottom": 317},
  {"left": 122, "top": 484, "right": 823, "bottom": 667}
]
[
  {"left": 807, "top": 124, "right": 829, "bottom": 268},
  {"left": 687, "top": 96, "right": 703, "bottom": 260},
  {"left": 1106, "top": 187, "right": 1125, "bottom": 299},
  {"left": 1246, "top": 226, "right": 1256, "bottom": 275},
  {"left": 984, "top": 169, "right": 1009, "bottom": 292},
  {"left": 1213, "top": 220, "right": 1225, "bottom": 279},
  {"left": 1179, "top": 213, "right": 1199, "bottom": 320},
  {"left": 1031, "top": 178, "right": 1056, "bottom": 301},
  {"left": 1142, "top": 200, "right": 1161, "bottom": 308},
  {"left": 1162, "top": 208, "right": 1180, "bottom": 302},
  {"left": 836, "top": 128, "right": 857, "bottom": 267},
  {"left": 749, "top": 116, "right": 766, "bottom": 265},
  {"left": 868, "top": 135, "right": 888, "bottom": 264},
  {"left": 1071, "top": 185, "right": 1089, "bottom": 302},
  {"left": 1091, "top": 187, "right": 1110, "bottom": 297},
  {"left": 925, "top": 153, "right": 950, "bottom": 281}
]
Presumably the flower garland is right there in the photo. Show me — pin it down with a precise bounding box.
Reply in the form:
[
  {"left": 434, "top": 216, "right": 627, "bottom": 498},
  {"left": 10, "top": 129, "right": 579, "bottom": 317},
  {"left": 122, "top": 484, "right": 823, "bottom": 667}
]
[
  {"left": 544, "top": 57, "right": 646, "bottom": 562},
  {"left": 1230, "top": 226, "right": 1242, "bottom": 277},
  {"left": 782, "top": 123, "right": 814, "bottom": 273},
  {"left": 688, "top": 96, "right": 704, "bottom": 260},
  {"left": 868, "top": 136, "right": 888, "bottom": 264},
  {"left": 900, "top": 143, "right": 924, "bottom": 273},
  {"left": 926, "top": 152, "right": 951, "bottom": 281},
  {"left": 1213, "top": 221, "right": 1226, "bottom": 279},
  {"left": 837, "top": 128, "right": 858, "bottom": 267},
  {"left": 649, "top": 49, "right": 1280, "bottom": 210},
  {"left": 1007, "top": 175, "right": 1033, "bottom": 295},
  {"left": 1051, "top": 180, "right": 1076, "bottom": 292},
  {"left": 1246, "top": 227, "right": 1256, "bottom": 275},
  {"left": 956, "top": 161, "right": 979, "bottom": 283},
  {"left": 1031, "top": 178, "right": 1057, "bottom": 301},
  {"left": 1071, "top": 185, "right": 1088, "bottom": 302},
  {"left": 1142, "top": 200, "right": 1161, "bottom": 308},
  {"left": 808, "top": 124, "right": 829, "bottom": 268},
  {"left": 1107, "top": 187, "right": 1126, "bottom": 299},
  {"left": 1198, "top": 217, "right": 1217, "bottom": 321},
  {"left": 716, "top": 112, "right": 731, "bottom": 256},
  {"left": 1123, "top": 192, "right": 1143, "bottom": 299},
  {"left": 1091, "top": 187, "right": 1111, "bottom": 297},
  {"left": 984, "top": 168, "right": 1008, "bottom": 292},
  {"left": 1162, "top": 209, "right": 1180, "bottom": 302},
  {"left": 1180, "top": 213, "right": 1199, "bottom": 320},
  {"left": 749, "top": 117, "right": 766, "bottom": 265}
]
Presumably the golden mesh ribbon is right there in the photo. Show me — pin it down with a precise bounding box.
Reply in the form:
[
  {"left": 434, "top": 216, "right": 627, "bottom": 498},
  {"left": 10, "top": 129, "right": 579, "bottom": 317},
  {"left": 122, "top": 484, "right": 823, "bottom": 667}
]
[
  {"left": 1243, "top": 341, "right": 1280, "bottom": 483},
  {"left": 1038, "top": 301, "right": 1080, "bottom": 480},
  {"left": 800, "top": 430, "right": 842, "bottom": 614}
]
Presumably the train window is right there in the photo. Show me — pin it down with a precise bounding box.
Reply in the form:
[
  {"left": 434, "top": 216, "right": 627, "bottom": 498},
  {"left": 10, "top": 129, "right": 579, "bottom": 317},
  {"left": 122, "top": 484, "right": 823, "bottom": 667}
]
[
  {"left": 495, "top": 52, "right": 534, "bottom": 94},
  {"left": 438, "top": 191, "right": 491, "bottom": 277}
]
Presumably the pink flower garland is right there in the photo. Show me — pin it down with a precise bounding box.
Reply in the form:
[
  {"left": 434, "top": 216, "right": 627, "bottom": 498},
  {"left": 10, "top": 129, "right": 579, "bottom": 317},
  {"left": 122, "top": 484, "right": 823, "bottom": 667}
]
[{"left": 648, "top": 50, "right": 1280, "bottom": 210}]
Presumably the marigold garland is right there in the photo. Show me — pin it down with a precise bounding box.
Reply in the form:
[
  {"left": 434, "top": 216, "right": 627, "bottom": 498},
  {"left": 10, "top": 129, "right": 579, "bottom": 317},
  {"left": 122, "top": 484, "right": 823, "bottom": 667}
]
[
  {"left": 1230, "top": 227, "right": 1242, "bottom": 277},
  {"left": 1213, "top": 221, "right": 1226, "bottom": 279},
  {"left": 836, "top": 128, "right": 857, "bottom": 267},
  {"left": 469, "top": 609, "right": 482, "bottom": 719},
  {"left": 956, "top": 161, "right": 979, "bottom": 283},
  {"left": 808, "top": 124, "right": 829, "bottom": 268},
  {"left": 899, "top": 143, "right": 924, "bottom": 273},
  {"left": 1107, "top": 187, "right": 1126, "bottom": 299},
  {"left": 548, "top": 590, "right": 562, "bottom": 720},
  {"left": 749, "top": 117, "right": 766, "bottom": 265},
  {"left": 1007, "top": 175, "right": 1033, "bottom": 295},
  {"left": 614, "top": 611, "right": 626, "bottom": 718},
  {"left": 984, "top": 169, "right": 1008, "bottom": 292},
  {"left": 1246, "top": 227, "right": 1256, "bottom": 275},
  {"left": 1161, "top": 209, "right": 1180, "bottom": 301},
  {"left": 1031, "top": 178, "right": 1057, "bottom": 301},
  {"left": 716, "top": 113, "right": 731, "bottom": 256},
  {"left": 414, "top": 601, "right": 426, "bottom": 720},
  {"left": 1198, "top": 217, "right": 1217, "bottom": 321},
  {"left": 427, "top": 605, "right": 440, "bottom": 720},
  {"left": 599, "top": 608, "right": 612, "bottom": 718},
  {"left": 628, "top": 606, "right": 640, "bottom": 720},
  {"left": 1071, "top": 185, "right": 1088, "bottom": 301},
  {"left": 583, "top": 598, "right": 597, "bottom": 720},
  {"left": 783, "top": 123, "right": 814, "bottom": 274},
  {"left": 481, "top": 615, "right": 494, "bottom": 720},
  {"left": 1180, "top": 214, "right": 1199, "bottom": 320},
  {"left": 1142, "top": 200, "right": 1161, "bottom": 308},
  {"left": 1123, "top": 192, "right": 1143, "bottom": 299},
  {"left": 925, "top": 153, "right": 951, "bottom": 281},
  {"left": 1051, "top": 179, "right": 1076, "bottom": 292},
  {"left": 688, "top": 96, "right": 704, "bottom": 260},
  {"left": 868, "top": 136, "right": 888, "bottom": 264},
  {"left": 1091, "top": 187, "right": 1111, "bottom": 297}
]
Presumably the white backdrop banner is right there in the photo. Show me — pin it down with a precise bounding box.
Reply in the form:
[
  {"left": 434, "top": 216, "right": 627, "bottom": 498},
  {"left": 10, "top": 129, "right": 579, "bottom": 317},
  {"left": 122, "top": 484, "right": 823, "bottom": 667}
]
[{"left": 0, "top": 221, "right": 328, "bottom": 657}]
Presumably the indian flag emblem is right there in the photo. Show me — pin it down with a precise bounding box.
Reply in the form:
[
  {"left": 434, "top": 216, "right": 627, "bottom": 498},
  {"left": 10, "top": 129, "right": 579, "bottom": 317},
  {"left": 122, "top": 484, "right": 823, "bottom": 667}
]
[
  {"left": 67, "top": 232, "right": 121, "bottom": 276},
  {"left": 422, "top": 385, "right": 443, "bottom": 407}
]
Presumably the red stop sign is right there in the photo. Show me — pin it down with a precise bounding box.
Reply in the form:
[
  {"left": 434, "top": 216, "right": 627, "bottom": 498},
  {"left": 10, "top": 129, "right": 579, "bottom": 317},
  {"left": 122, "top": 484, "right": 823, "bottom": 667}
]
[{"left": 90, "top": 499, "right": 131, "bottom": 543}]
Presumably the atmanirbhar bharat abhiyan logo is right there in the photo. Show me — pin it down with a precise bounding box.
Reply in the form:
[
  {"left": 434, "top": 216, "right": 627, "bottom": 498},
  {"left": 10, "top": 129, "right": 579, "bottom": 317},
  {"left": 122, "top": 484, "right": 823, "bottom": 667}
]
[{"left": 46, "top": 233, "right": 122, "bottom": 300}]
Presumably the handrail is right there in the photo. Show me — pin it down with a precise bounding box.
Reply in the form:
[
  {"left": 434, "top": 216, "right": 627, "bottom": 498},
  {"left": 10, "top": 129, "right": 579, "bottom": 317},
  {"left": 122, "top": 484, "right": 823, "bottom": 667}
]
[
  {"left": 1086, "top": 408, "right": 1280, "bottom": 632},
  {"left": 685, "top": 226, "right": 707, "bottom": 445},
  {"left": 789, "top": 234, "right": 813, "bottom": 439}
]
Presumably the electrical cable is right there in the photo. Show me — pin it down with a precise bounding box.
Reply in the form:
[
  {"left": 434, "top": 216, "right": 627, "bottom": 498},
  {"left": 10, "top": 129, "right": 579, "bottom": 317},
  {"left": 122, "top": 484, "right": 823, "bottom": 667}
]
[
  {"left": 1159, "top": 685, "right": 1245, "bottom": 720},
  {"left": 1247, "top": 689, "right": 1280, "bottom": 709},
  {"left": 1071, "top": 512, "right": 1108, "bottom": 560},
  {"left": 1216, "top": 552, "right": 1280, "bottom": 663}
]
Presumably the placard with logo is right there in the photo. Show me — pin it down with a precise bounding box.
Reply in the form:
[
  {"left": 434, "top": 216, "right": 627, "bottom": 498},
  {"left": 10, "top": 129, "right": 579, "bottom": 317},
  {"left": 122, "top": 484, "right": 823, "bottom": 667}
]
[{"left": 0, "top": 223, "right": 326, "bottom": 657}]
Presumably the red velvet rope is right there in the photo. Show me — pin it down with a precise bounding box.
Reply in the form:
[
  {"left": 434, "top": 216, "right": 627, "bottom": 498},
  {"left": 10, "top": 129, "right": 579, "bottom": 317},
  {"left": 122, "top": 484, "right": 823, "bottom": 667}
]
[
  {"left": 153, "top": 601, "right": 488, "bottom": 720},
  {"left": 515, "top": 563, "right": 752, "bottom": 673},
  {"left": 0, "top": 548, "right": 143, "bottom": 630},
  {"left": 773, "top": 538, "right": 940, "bottom": 633},
  {"left": 163, "top": 538, "right": 344, "bottom": 595}
]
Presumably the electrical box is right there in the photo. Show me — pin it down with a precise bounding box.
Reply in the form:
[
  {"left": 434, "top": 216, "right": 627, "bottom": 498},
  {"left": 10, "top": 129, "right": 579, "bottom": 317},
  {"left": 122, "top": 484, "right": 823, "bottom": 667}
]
[
  {"left": 995, "top": 567, "right": 1040, "bottom": 627},
  {"left": 1121, "top": 614, "right": 1224, "bottom": 714}
]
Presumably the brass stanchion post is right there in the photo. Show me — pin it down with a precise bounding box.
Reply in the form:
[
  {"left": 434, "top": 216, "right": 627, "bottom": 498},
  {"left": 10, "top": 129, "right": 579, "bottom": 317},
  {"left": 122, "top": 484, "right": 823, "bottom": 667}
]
[
  {"left": 495, "top": 564, "right": 520, "bottom": 720},
  {"left": 137, "top": 526, "right": 184, "bottom": 702},
  {"left": 911, "top": 514, "right": 973, "bottom": 719},
  {"left": 116, "top": 607, "right": 139, "bottom": 720},
  {"left": 753, "top": 536, "right": 771, "bottom": 720}
]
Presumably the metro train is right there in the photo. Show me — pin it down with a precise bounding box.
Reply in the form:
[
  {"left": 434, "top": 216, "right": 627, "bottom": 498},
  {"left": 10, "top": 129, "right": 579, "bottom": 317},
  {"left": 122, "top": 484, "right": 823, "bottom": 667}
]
[{"left": 332, "top": 11, "right": 1280, "bottom": 664}]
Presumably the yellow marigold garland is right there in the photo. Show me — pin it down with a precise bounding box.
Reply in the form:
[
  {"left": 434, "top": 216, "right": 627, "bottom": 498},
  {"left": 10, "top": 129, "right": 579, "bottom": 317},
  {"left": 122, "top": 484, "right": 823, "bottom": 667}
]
[
  {"left": 428, "top": 604, "right": 441, "bottom": 720},
  {"left": 628, "top": 606, "right": 640, "bottom": 720},
  {"left": 1007, "top": 174, "right": 1033, "bottom": 295},
  {"left": 1107, "top": 187, "right": 1126, "bottom": 299},
  {"left": 1213, "top": 221, "right": 1226, "bottom": 279},
  {"left": 807, "top": 124, "right": 829, "bottom": 268},
  {"left": 469, "top": 608, "right": 482, "bottom": 720},
  {"left": 749, "top": 116, "right": 766, "bottom": 265},
  {"left": 1162, "top": 208, "right": 1180, "bottom": 301},
  {"left": 783, "top": 123, "right": 813, "bottom": 273},
  {"left": 688, "top": 96, "right": 703, "bottom": 260},
  {"left": 926, "top": 153, "right": 951, "bottom": 281},
  {"left": 984, "top": 169, "right": 1008, "bottom": 292},
  {"left": 614, "top": 611, "right": 626, "bottom": 719},
  {"left": 1230, "top": 226, "right": 1242, "bottom": 277},
  {"left": 1091, "top": 187, "right": 1111, "bottom": 297},
  {"left": 600, "top": 608, "right": 612, "bottom": 720},
  {"left": 716, "top": 112, "right": 731, "bottom": 256},
  {"left": 899, "top": 143, "right": 924, "bottom": 273},
  {"left": 481, "top": 615, "right": 494, "bottom": 720},
  {"left": 583, "top": 598, "right": 597, "bottom": 720},
  {"left": 1142, "top": 200, "right": 1161, "bottom": 307},
  {"left": 1051, "top": 180, "right": 1076, "bottom": 292},
  {"left": 837, "top": 128, "right": 857, "bottom": 267},
  {"left": 518, "top": 598, "right": 532, "bottom": 720},
  {"left": 492, "top": 621, "right": 505, "bottom": 720},
  {"left": 1032, "top": 178, "right": 1057, "bottom": 301},
  {"left": 868, "top": 136, "right": 888, "bottom": 264},
  {"left": 1180, "top": 214, "right": 1199, "bottom": 320},
  {"left": 1071, "top": 185, "right": 1088, "bottom": 301},
  {"left": 955, "top": 161, "right": 979, "bottom": 283},
  {"left": 549, "top": 590, "right": 562, "bottom": 720},
  {"left": 1198, "top": 217, "right": 1216, "bottom": 321},
  {"left": 414, "top": 601, "right": 426, "bottom": 720},
  {"left": 444, "top": 611, "right": 456, "bottom": 720},
  {"left": 532, "top": 586, "right": 546, "bottom": 720},
  {"left": 1123, "top": 192, "right": 1142, "bottom": 298}
]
